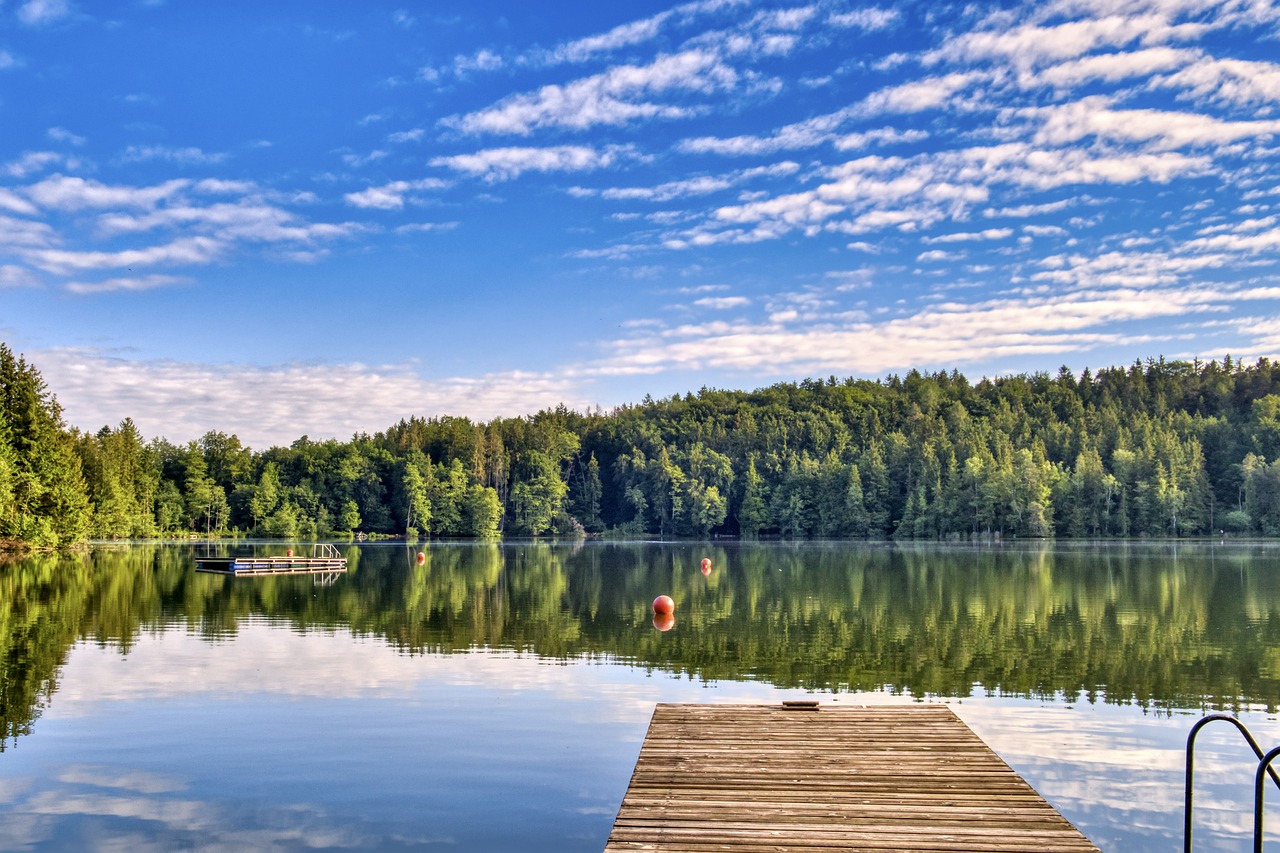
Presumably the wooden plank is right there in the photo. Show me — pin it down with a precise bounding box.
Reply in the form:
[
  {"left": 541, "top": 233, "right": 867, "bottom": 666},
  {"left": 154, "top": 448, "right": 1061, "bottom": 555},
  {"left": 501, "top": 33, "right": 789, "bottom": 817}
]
[
  {"left": 604, "top": 704, "right": 1099, "bottom": 853},
  {"left": 194, "top": 556, "right": 348, "bottom": 576}
]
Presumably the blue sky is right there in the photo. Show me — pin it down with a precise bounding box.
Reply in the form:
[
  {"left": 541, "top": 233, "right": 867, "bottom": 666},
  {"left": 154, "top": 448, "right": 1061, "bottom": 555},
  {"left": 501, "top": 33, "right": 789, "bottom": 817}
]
[{"left": 3, "top": 0, "right": 1280, "bottom": 449}]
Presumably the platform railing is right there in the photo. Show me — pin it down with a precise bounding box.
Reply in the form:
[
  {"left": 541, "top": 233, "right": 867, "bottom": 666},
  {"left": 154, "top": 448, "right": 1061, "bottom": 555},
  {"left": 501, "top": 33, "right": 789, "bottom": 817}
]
[{"left": 1185, "top": 713, "right": 1280, "bottom": 852}]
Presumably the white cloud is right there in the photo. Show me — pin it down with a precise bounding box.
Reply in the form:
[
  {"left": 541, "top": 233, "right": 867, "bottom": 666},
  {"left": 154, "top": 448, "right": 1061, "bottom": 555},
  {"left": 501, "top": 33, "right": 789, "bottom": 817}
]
[
  {"left": 828, "top": 8, "right": 900, "bottom": 31},
  {"left": 0, "top": 188, "right": 39, "bottom": 216},
  {"left": 856, "top": 73, "right": 988, "bottom": 116},
  {"left": 37, "top": 349, "right": 591, "bottom": 449},
  {"left": 546, "top": 11, "right": 673, "bottom": 64},
  {"left": 6, "top": 151, "right": 66, "bottom": 178},
  {"left": 388, "top": 128, "right": 424, "bottom": 144},
  {"left": 1183, "top": 225, "right": 1280, "bottom": 254},
  {"left": 192, "top": 178, "right": 259, "bottom": 196},
  {"left": 924, "top": 228, "right": 1014, "bottom": 243},
  {"left": 0, "top": 50, "right": 19, "bottom": 70},
  {"left": 343, "top": 179, "right": 448, "bottom": 210},
  {"left": 24, "top": 236, "right": 226, "bottom": 274},
  {"left": 679, "top": 108, "right": 853, "bottom": 155},
  {"left": 64, "top": 274, "right": 188, "bottom": 295},
  {"left": 693, "top": 296, "right": 750, "bottom": 309},
  {"left": 0, "top": 214, "right": 58, "bottom": 248},
  {"left": 26, "top": 175, "right": 189, "bottom": 211},
  {"left": 745, "top": 6, "right": 818, "bottom": 32},
  {"left": 1157, "top": 56, "right": 1280, "bottom": 107},
  {"left": 454, "top": 48, "right": 504, "bottom": 75},
  {"left": 1032, "top": 249, "right": 1231, "bottom": 289},
  {"left": 341, "top": 149, "right": 388, "bottom": 168},
  {"left": 918, "top": 249, "right": 964, "bottom": 261},
  {"left": 119, "top": 145, "right": 227, "bottom": 165},
  {"left": 0, "top": 264, "right": 39, "bottom": 287},
  {"left": 1027, "top": 96, "right": 1280, "bottom": 149},
  {"left": 393, "top": 221, "right": 459, "bottom": 234},
  {"left": 344, "top": 185, "right": 406, "bottom": 210},
  {"left": 1036, "top": 46, "right": 1194, "bottom": 88},
  {"left": 47, "top": 126, "right": 86, "bottom": 145},
  {"left": 985, "top": 199, "right": 1077, "bottom": 218},
  {"left": 430, "top": 145, "right": 636, "bottom": 182},
  {"left": 664, "top": 143, "right": 1208, "bottom": 248},
  {"left": 930, "top": 14, "right": 1202, "bottom": 69},
  {"left": 13, "top": 178, "right": 363, "bottom": 282},
  {"left": 94, "top": 202, "right": 366, "bottom": 246},
  {"left": 536, "top": 0, "right": 749, "bottom": 65},
  {"left": 589, "top": 162, "right": 799, "bottom": 202},
  {"left": 445, "top": 50, "right": 737, "bottom": 135},
  {"left": 835, "top": 128, "right": 929, "bottom": 151},
  {"left": 17, "top": 0, "right": 71, "bottom": 26},
  {"left": 589, "top": 281, "right": 1261, "bottom": 379}
]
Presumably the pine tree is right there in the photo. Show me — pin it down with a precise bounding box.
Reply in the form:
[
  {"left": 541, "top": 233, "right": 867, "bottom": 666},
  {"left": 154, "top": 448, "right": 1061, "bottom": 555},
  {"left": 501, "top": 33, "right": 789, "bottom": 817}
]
[
  {"left": 0, "top": 344, "right": 91, "bottom": 547},
  {"left": 736, "top": 455, "right": 768, "bottom": 539}
]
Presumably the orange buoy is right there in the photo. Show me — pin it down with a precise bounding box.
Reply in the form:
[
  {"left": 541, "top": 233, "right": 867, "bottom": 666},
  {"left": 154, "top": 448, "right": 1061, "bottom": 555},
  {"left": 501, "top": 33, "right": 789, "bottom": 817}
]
[
  {"left": 652, "top": 594, "right": 675, "bottom": 614},
  {"left": 286, "top": 548, "right": 294, "bottom": 557},
  {"left": 416, "top": 551, "right": 426, "bottom": 565},
  {"left": 701, "top": 557, "right": 712, "bottom": 570},
  {"left": 653, "top": 612, "right": 675, "bottom": 632}
]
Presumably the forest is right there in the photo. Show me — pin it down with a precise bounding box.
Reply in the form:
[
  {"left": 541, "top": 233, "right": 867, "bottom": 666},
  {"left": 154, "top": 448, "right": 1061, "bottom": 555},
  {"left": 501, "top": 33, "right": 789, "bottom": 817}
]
[{"left": 7, "top": 340, "right": 1280, "bottom": 547}]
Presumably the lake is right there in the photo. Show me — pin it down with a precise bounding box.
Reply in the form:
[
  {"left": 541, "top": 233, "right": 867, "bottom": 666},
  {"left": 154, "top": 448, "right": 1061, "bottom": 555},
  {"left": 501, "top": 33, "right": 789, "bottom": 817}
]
[{"left": 1, "top": 540, "right": 1279, "bottom": 852}]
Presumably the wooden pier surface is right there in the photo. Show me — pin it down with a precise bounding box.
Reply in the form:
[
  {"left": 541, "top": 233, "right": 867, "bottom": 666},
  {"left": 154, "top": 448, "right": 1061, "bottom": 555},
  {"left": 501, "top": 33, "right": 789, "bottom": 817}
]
[
  {"left": 605, "top": 703, "right": 1099, "bottom": 852},
  {"left": 194, "top": 556, "right": 347, "bottom": 576}
]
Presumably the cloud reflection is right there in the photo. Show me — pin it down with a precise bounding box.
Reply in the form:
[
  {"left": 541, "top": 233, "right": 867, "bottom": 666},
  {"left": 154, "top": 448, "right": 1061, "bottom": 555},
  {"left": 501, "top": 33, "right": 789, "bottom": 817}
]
[{"left": 18, "top": 623, "right": 1280, "bottom": 851}]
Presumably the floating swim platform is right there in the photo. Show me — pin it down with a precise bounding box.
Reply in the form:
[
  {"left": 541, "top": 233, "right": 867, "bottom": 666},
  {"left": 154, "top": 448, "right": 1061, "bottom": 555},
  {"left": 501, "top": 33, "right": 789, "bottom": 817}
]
[
  {"left": 606, "top": 702, "right": 1099, "bottom": 852},
  {"left": 195, "top": 544, "right": 346, "bottom": 577}
]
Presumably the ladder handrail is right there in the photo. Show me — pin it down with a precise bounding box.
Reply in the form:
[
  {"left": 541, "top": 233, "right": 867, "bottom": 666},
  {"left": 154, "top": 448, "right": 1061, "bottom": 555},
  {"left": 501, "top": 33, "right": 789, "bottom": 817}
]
[
  {"left": 1256, "top": 745, "right": 1280, "bottom": 853},
  {"left": 1186, "top": 714, "right": 1280, "bottom": 852}
]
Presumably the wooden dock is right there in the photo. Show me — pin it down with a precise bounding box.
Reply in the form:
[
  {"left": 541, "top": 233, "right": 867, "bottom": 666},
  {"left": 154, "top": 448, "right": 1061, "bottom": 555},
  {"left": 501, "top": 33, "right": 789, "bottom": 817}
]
[
  {"left": 605, "top": 703, "right": 1099, "bottom": 852},
  {"left": 195, "top": 545, "right": 347, "bottom": 578},
  {"left": 194, "top": 556, "right": 347, "bottom": 575}
]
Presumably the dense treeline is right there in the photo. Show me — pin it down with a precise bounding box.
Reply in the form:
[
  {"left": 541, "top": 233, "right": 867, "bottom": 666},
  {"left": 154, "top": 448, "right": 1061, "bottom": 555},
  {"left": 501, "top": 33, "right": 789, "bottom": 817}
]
[{"left": 10, "top": 340, "right": 1280, "bottom": 545}]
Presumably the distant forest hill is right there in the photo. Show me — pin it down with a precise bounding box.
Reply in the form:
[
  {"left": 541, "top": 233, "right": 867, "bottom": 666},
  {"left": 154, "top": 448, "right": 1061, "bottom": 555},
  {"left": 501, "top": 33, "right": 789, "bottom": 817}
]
[{"left": 8, "top": 341, "right": 1280, "bottom": 548}]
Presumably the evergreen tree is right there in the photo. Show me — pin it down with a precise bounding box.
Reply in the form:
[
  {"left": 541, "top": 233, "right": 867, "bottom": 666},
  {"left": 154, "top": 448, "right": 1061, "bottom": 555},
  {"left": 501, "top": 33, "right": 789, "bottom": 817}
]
[
  {"left": 0, "top": 344, "right": 91, "bottom": 547},
  {"left": 737, "top": 456, "right": 768, "bottom": 538}
]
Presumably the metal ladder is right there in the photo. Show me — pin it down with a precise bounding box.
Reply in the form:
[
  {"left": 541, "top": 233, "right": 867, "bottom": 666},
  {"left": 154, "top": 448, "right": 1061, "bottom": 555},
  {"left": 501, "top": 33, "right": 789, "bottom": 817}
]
[{"left": 1185, "top": 714, "right": 1280, "bottom": 852}]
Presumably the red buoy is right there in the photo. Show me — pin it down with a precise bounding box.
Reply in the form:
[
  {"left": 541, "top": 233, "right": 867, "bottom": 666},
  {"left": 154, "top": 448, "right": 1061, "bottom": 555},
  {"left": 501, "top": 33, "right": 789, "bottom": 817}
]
[
  {"left": 653, "top": 594, "right": 675, "bottom": 614},
  {"left": 700, "top": 557, "right": 712, "bottom": 570},
  {"left": 416, "top": 552, "right": 426, "bottom": 565},
  {"left": 653, "top": 612, "right": 675, "bottom": 632},
  {"left": 286, "top": 548, "right": 294, "bottom": 557}
]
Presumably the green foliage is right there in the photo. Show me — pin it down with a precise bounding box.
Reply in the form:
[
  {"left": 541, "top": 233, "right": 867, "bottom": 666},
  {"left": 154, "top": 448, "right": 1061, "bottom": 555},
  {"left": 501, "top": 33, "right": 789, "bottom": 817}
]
[
  {"left": 16, "top": 340, "right": 1280, "bottom": 545},
  {"left": 0, "top": 344, "right": 91, "bottom": 548},
  {"left": 462, "top": 484, "right": 503, "bottom": 538}
]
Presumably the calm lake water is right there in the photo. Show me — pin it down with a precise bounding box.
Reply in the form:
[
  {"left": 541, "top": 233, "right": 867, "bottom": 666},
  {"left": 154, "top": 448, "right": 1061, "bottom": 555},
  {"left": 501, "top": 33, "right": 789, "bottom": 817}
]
[{"left": 2, "top": 540, "right": 1280, "bottom": 852}]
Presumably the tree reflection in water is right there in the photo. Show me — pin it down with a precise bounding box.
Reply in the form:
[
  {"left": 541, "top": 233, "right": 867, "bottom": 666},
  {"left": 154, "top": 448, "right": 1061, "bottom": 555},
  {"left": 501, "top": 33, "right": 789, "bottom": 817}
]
[{"left": 4, "top": 540, "right": 1279, "bottom": 749}]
